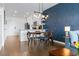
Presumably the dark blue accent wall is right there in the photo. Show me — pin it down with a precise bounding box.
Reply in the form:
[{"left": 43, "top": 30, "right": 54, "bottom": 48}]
[{"left": 43, "top": 3, "right": 79, "bottom": 42}]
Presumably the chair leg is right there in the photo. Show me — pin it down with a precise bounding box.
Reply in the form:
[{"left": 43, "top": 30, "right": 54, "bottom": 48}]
[
  {"left": 39, "top": 39, "right": 43, "bottom": 46},
  {"left": 32, "top": 39, "right": 35, "bottom": 47},
  {"left": 28, "top": 39, "right": 30, "bottom": 46},
  {"left": 45, "top": 39, "right": 50, "bottom": 46}
]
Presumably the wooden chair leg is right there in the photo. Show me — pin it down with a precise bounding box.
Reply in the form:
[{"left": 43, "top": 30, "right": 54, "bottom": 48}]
[{"left": 28, "top": 39, "right": 31, "bottom": 47}]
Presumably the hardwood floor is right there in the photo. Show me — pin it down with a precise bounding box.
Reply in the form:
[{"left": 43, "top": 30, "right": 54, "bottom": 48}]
[{"left": 0, "top": 36, "right": 64, "bottom": 56}]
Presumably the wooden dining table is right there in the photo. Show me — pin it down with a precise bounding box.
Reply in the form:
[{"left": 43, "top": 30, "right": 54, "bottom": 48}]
[
  {"left": 29, "top": 31, "right": 47, "bottom": 37},
  {"left": 27, "top": 31, "right": 48, "bottom": 46},
  {"left": 29, "top": 31, "right": 46, "bottom": 34},
  {"left": 27, "top": 31, "right": 53, "bottom": 46}
]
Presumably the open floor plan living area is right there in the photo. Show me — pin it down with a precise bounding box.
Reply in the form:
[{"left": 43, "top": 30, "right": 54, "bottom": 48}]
[{"left": 0, "top": 3, "right": 79, "bottom": 56}]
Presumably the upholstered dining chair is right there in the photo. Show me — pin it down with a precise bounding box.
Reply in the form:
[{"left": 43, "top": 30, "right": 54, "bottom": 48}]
[
  {"left": 27, "top": 32, "right": 31, "bottom": 46},
  {"left": 40, "top": 32, "right": 54, "bottom": 46},
  {"left": 46, "top": 32, "right": 53, "bottom": 45}
]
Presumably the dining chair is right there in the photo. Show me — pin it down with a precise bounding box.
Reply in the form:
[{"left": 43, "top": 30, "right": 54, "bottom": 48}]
[
  {"left": 44, "top": 32, "right": 54, "bottom": 46},
  {"left": 27, "top": 32, "right": 32, "bottom": 46}
]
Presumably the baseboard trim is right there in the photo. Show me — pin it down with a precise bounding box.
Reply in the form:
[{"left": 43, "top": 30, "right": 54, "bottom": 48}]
[{"left": 53, "top": 40, "right": 65, "bottom": 45}]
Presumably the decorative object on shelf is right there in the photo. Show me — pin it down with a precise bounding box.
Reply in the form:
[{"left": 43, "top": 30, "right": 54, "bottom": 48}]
[
  {"left": 64, "top": 26, "right": 70, "bottom": 37},
  {"left": 73, "top": 41, "right": 79, "bottom": 55}
]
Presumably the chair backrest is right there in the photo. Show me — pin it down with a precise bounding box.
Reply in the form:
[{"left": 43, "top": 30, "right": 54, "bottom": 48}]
[
  {"left": 44, "top": 32, "right": 52, "bottom": 38},
  {"left": 27, "top": 32, "right": 31, "bottom": 39}
]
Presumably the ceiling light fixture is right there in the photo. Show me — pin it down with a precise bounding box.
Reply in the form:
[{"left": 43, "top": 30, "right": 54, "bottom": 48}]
[{"left": 33, "top": 3, "right": 49, "bottom": 20}]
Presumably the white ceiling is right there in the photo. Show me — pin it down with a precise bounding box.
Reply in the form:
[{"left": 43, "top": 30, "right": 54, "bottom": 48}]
[{"left": 0, "top": 3, "right": 58, "bottom": 18}]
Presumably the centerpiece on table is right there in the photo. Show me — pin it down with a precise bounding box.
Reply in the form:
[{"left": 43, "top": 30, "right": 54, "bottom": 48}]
[{"left": 73, "top": 41, "right": 79, "bottom": 56}]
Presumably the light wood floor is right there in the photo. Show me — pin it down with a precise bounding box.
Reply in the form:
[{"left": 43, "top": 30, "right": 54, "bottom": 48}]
[{"left": 0, "top": 36, "right": 64, "bottom": 56}]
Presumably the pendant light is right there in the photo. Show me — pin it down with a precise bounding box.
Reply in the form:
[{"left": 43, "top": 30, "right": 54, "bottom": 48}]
[
  {"left": 41, "top": 3, "right": 48, "bottom": 20},
  {"left": 33, "top": 3, "right": 49, "bottom": 19}
]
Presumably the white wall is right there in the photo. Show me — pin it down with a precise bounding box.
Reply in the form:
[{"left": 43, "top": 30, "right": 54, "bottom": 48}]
[
  {"left": 4, "top": 13, "right": 42, "bottom": 40},
  {"left": 0, "top": 15, "right": 2, "bottom": 49},
  {"left": 4, "top": 16, "right": 26, "bottom": 39},
  {"left": 0, "top": 8, "right": 4, "bottom": 49}
]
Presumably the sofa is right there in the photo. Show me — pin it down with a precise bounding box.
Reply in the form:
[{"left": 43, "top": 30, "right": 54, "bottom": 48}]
[{"left": 65, "top": 30, "right": 79, "bottom": 54}]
